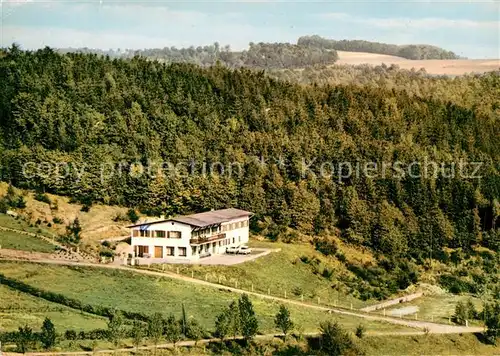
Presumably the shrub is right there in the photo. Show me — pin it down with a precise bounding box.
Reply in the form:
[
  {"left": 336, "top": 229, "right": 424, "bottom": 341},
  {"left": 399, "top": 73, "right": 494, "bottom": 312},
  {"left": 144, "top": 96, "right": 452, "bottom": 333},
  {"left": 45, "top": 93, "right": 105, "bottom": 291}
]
[
  {"left": 238, "top": 294, "right": 259, "bottom": 342},
  {"left": 282, "top": 230, "right": 299, "bottom": 243},
  {"left": 355, "top": 324, "right": 365, "bottom": 338},
  {"left": 64, "top": 330, "right": 77, "bottom": 341},
  {"left": 164, "top": 315, "right": 182, "bottom": 346},
  {"left": 99, "top": 249, "right": 114, "bottom": 258},
  {"left": 35, "top": 192, "right": 51, "bottom": 205},
  {"left": 300, "top": 255, "right": 310, "bottom": 264},
  {"left": 335, "top": 251, "right": 347, "bottom": 263},
  {"left": 11, "top": 196, "right": 26, "bottom": 209},
  {"left": 53, "top": 217, "right": 63, "bottom": 224},
  {"left": 484, "top": 302, "right": 500, "bottom": 345},
  {"left": 127, "top": 208, "right": 139, "bottom": 223},
  {"left": 63, "top": 218, "right": 82, "bottom": 244},
  {"left": 113, "top": 213, "right": 128, "bottom": 222},
  {"left": 313, "top": 237, "right": 338, "bottom": 256},
  {"left": 185, "top": 318, "right": 205, "bottom": 345},
  {"left": 40, "top": 317, "right": 57, "bottom": 349},
  {"left": 319, "top": 321, "right": 356, "bottom": 356},
  {"left": 274, "top": 304, "right": 294, "bottom": 340},
  {"left": 452, "top": 301, "right": 467, "bottom": 325},
  {"left": 16, "top": 325, "right": 35, "bottom": 353},
  {"left": 321, "top": 267, "right": 333, "bottom": 279},
  {"left": 214, "top": 309, "right": 230, "bottom": 342},
  {"left": 107, "top": 311, "right": 125, "bottom": 347},
  {"left": 439, "top": 274, "right": 475, "bottom": 294},
  {"left": 292, "top": 286, "right": 303, "bottom": 296},
  {"left": 0, "top": 198, "right": 8, "bottom": 213}
]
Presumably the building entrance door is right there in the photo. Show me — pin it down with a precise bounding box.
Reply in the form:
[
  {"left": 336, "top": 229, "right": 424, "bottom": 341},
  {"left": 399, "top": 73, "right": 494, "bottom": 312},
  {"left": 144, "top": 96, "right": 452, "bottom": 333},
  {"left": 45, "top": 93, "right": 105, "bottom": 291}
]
[
  {"left": 138, "top": 246, "right": 149, "bottom": 257},
  {"left": 154, "top": 246, "right": 163, "bottom": 258}
]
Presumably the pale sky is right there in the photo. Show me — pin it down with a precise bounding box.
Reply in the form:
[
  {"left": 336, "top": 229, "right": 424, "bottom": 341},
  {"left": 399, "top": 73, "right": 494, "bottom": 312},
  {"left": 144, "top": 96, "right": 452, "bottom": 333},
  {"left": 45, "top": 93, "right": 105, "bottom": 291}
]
[{"left": 1, "top": 0, "right": 499, "bottom": 58}]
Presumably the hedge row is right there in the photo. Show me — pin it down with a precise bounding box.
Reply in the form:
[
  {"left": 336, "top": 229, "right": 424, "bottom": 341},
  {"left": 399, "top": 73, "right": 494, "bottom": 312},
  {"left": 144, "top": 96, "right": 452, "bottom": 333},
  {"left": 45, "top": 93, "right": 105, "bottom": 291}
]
[
  {"left": 64, "top": 328, "right": 110, "bottom": 341},
  {"left": 0, "top": 273, "right": 151, "bottom": 322},
  {"left": 0, "top": 328, "right": 120, "bottom": 343}
]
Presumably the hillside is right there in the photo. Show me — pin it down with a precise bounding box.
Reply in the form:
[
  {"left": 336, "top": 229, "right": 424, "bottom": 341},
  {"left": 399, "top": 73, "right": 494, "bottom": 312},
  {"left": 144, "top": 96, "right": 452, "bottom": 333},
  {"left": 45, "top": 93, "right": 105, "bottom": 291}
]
[
  {"left": 335, "top": 51, "right": 499, "bottom": 75},
  {"left": 57, "top": 41, "right": 340, "bottom": 69},
  {"left": 298, "top": 35, "right": 462, "bottom": 60},
  {"left": 1, "top": 46, "right": 499, "bottom": 259},
  {"left": 0, "top": 182, "right": 130, "bottom": 242},
  {"left": 0, "top": 45, "right": 499, "bottom": 352},
  {"left": 54, "top": 36, "right": 470, "bottom": 71}
]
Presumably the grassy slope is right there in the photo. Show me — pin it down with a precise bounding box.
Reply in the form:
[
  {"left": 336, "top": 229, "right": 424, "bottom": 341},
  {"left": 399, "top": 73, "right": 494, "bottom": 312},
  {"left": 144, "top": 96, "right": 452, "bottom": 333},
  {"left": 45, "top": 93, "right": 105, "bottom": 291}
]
[
  {"left": 0, "top": 228, "right": 56, "bottom": 253},
  {"left": 0, "top": 285, "right": 107, "bottom": 331},
  {"left": 379, "top": 294, "right": 485, "bottom": 325},
  {"left": 0, "top": 261, "right": 411, "bottom": 334},
  {"left": 362, "top": 333, "right": 499, "bottom": 356},
  {"left": 0, "top": 182, "right": 130, "bottom": 243},
  {"left": 145, "top": 239, "right": 375, "bottom": 309},
  {"left": 0, "top": 214, "right": 55, "bottom": 239}
]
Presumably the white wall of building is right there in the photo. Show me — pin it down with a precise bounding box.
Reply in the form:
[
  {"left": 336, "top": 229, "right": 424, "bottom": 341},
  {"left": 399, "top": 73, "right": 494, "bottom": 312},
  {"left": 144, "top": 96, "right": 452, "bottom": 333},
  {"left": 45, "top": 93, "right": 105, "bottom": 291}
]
[
  {"left": 130, "top": 216, "right": 250, "bottom": 260},
  {"left": 131, "top": 221, "right": 193, "bottom": 258},
  {"left": 221, "top": 217, "right": 250, "bottom": 246}
]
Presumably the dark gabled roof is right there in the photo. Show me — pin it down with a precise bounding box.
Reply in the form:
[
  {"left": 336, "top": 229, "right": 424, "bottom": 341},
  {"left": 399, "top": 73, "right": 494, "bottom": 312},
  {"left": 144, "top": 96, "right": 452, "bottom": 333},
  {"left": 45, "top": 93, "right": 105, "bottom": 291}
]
[{"left": 128, "top": 208, "right": 253, "bottom": 229}]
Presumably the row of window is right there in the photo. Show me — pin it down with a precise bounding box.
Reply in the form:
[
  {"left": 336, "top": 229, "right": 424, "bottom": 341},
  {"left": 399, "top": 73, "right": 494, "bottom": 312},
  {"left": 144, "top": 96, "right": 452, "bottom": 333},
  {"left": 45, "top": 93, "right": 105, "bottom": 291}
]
[
  {"left": 136, "top": 236, "right": 242, "bottom": 258},
  {"left": 221, "top": 220, "right": 249, "bottom": 232},
  {"left": 192, "top": 226, "right": 220, "bottom": 238},
  {"left": 136, "top": 245, "right": 186, "bottom": 257},
  {"left": 134, "top": 220, "right": 249, "bottom": 238},
  {"left": 133, "top": 230, "right": 181, "bottom": 238}
]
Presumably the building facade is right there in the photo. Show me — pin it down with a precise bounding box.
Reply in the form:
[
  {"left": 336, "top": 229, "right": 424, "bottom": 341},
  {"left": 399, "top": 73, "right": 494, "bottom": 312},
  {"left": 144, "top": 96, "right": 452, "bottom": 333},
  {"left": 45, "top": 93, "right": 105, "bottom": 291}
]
[{"left": 129, "top": 208, "right": 252, "bottom": 261}]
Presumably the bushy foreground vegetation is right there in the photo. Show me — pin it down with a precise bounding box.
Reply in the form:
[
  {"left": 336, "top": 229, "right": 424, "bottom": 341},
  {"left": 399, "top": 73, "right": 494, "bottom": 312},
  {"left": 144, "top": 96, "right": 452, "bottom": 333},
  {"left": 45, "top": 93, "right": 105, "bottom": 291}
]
[
  {"left": 0, "top": 291, "right": 364, "bottom": 355},
  {"left": 3, "top": 296, "right": 499, "bottom": 354}
]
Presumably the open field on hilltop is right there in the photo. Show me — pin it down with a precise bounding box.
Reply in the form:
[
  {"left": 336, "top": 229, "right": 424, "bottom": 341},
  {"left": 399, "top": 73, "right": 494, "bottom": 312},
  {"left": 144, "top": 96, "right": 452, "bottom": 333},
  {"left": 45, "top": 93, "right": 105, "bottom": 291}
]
[
  {"left": 336, "top": 50, "right": 499, "bottom": 75},
  {"left": 0, "top": 285, "right": 107, "bottom": 331},
  {"left": 140, "top": 239, "right": 377, "bottom": 310},
  {"left": 0, "top": 260, "right": 413, "bottom": 335}
]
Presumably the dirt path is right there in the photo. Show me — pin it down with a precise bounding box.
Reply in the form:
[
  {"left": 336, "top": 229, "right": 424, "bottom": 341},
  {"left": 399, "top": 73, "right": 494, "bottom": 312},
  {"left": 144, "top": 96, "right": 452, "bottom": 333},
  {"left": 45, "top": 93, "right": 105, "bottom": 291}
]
[
  {"left": 0, "top": 257, "right": 485, "bottom": 336},
  {"left": 360, "top": 292, "right": 424, "bottom": 312}
]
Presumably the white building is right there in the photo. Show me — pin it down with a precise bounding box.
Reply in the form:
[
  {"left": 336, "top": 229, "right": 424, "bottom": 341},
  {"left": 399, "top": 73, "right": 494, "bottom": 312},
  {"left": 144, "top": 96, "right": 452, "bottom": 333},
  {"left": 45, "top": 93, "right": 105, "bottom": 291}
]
[{"left": 128, "top": 208, "right": 252, "bottom": 261}]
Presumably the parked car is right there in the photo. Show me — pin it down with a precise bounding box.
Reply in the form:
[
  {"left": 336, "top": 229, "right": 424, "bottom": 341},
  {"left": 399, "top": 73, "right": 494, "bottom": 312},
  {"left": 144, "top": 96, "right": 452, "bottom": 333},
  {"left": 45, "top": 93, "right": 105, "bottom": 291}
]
[
  {"left": 238, "top": 246, "right": 252, "bottom": 255},
  {"left": 226, "top": 246, "right": 240, "bottom": 254}
]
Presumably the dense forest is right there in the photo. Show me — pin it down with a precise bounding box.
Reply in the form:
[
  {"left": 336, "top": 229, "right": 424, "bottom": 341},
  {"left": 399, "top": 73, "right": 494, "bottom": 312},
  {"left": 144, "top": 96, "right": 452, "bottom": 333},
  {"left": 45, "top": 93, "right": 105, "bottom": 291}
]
[
  {"left": 298, "top": 35, "right": 462, "bottom": 60},
  {"left": 58, "top": 42, "right": 340, "bottom": 69},
  {"left": 269, "top": 64, "right": 500, "bottom": 111},
  {"left": 0, "top": 46, "right": 499, "bottom": 263}
]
